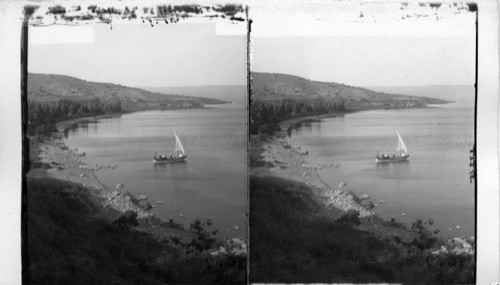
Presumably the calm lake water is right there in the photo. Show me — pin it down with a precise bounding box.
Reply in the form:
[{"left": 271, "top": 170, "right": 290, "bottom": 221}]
[
  {"left": 65, "top": 105, "right": 247, "bottom": 238},
  {"left": 288, "top": 103, "right": 475, "bottom": 237}
]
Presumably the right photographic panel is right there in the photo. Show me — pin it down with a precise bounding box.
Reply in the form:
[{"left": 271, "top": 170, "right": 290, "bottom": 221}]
[{"left": 249, "top": 2, "right": 476, "bottom": 283}]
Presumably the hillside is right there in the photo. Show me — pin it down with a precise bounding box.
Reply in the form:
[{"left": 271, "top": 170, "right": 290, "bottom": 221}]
[
  {"left": 364, "top": 85, "right": 475, "bottom": 103},
  {"left": 143, "top": 85, "right": 247, "bottom": 107},
  {"left": 28, "top": 73, "right": 226, "bottom": 110},
  {"left": 251, "top": 72, "right": 448, "bottom": 109}
]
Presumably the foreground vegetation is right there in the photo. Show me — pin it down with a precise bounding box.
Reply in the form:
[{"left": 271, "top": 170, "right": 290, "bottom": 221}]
[
  {"left": 27, "top": 176, "right": 246, "bottom": 284},
  {"left": 249, "top": 175, "right": 474, "bottom": 284}
]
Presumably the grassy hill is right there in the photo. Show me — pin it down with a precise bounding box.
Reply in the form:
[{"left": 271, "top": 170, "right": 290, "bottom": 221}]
[
  {"left": 143, "top": 85, "right": 247, "bottom": 107},
  {"left": 251, "top": 72, "right": 448, "bottom": 108},
  {"left": 27, "top": 73, "right": 228, "bottom": 135},
  {"left": 249, "top": 73, "right": 450, "bottom": 135},
  {"left": 28, "top": 73, "right": 226, "bottom": 109}
]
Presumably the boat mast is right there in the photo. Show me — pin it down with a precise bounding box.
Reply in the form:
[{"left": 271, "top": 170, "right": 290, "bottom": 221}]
[
  {"left": 395, "top": 130, "right": 408, "bottom": 155},
  {"left": 172, "top": 131, "right": 186, "bottom": 155}
]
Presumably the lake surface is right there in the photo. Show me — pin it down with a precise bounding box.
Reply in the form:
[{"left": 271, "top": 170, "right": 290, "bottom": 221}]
[
  {"left": 65, "top": 106, "right": 247, "bottom": 238},
  {"left": 288, "top": 103, "right": 475, "bottom": 237}
]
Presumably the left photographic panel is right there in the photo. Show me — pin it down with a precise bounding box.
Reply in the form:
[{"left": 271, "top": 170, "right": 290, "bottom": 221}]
[{"left": 24, "top": 3, "right": 248, "bottom": 284}]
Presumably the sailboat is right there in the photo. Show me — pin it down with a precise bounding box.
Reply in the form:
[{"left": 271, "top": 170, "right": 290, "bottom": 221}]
[
  {"left": 375, "top": 130, "right": 410, "bottom": 163},
  {"left": 153, "top": 131, "right": 187, "bottom": 163}
]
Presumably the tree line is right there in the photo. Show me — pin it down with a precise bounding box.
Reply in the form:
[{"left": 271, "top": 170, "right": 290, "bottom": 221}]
[
  {"left": 250, "top": 98, "right": 345, "bottom": 135},
  {"left": 28, "top": 99, "right": 122, "bottom": 135}
]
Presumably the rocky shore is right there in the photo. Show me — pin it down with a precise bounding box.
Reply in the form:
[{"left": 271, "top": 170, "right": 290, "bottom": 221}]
[
  {"left": 29, "top": 127, "right": 247, "bottom": 254},
  {"left": 254, "top": 123, "right": 474, "bottom": 256},
  {"left": 259, "top": 135, "right": 373, "bottom": 218},
  {"left": 34, "top": 133, "right": 153, "bottom": 219}
]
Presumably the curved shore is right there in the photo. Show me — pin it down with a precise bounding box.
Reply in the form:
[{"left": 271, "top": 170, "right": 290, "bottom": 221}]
[
  {"left": 29, "top": 116, "right": 248, "bottom": 253},
  {"left": 30, "top": 132, "right": 195, "bottom": 240},
  {"left": 54, "top": 113, "right": 129, "bottom": 133},
  {"left": 252, "top": 113, "right": 474, "bottom": 255},
  {"left": 259, "top": 135, "right": 373, "bottom": 218},
  {"left": 278, "top": 112, "right": 348, "bottom": 131}
]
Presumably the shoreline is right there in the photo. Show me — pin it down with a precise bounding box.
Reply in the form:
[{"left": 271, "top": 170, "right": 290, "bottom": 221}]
[
  {"left": 278, "top": 103, "right": 453, "bottom": 133},
  {"left": 29, "top": 113, "right": 248, "bottom": 253},
  {"left": 55, "top": 112, "right": 131, "bottom": 132},
  {"left": 258, "top": 135, "right": 373, "bottom": 218},
  {"left": 55, "top": 104, "right": 230, "bottom": 133},
  {"left": 252, "top": 111, "right": 474, "bottom": 254},
  {"left": 278, "top": 112, "right": 348, "bottom": 131}
]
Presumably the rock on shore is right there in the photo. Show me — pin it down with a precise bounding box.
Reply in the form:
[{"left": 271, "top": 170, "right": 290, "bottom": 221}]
[
  {"left": 324, "top": 189, "right": 373, "bottom": 217},
  {"left": 359, "top": 194, "right": 370, "bottom": 200},
  {"left": 137, "top": 194, "right": 148, "bottom": 201},
  {"left": 210, "top": 237, "right": 248, "bottom": 257},
  {"left": 102, "top": 190, "right": 153, "bottom": 219},
  {"left": 431, "top": 236, "right": 475, "bottom": 256}
]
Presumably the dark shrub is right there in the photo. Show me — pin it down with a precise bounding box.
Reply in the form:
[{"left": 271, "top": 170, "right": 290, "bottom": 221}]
[
  {"left": 258, "top": 123, "right": 281, "bottom": 135},
  {"left": 335, "top": 210, "right": 361, "bottom": 226},
  {"left": 112, "top": 211, "right": 139, "bottom": 227}
]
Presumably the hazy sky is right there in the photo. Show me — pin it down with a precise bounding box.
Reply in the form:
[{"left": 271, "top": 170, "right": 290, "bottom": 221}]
[
  {"left": 251, "top": 2, "right": 475, "bottom": 87},
  {"left": 29, "top": 22, "right": 247, "bottom": 87},
  {"left": 252, "top": 36, "right": 475, "bottom": 87}
]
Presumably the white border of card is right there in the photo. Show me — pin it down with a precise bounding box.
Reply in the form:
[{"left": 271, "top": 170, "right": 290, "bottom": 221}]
[{"left": 1, "top": 0, "right": 498, "bottom": 283}]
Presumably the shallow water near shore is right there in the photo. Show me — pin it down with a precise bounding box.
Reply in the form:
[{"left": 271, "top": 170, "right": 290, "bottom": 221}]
[
  {"left": 64, "top": 106, "right": 247, "bottom": 238},
  {"left": 287, "top": 103, "right": 475, "bottom": 237}
]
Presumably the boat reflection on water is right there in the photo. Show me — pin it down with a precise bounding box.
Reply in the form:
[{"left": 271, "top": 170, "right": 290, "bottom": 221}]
[
  {"left": 374, "top": 159, "right": 411, "bottom": 180},
  {"left": 153, "top": 161, "right": 187, "bottom": 170},
  {"left": 375, "top": 159, "right": 409, "bottom": 168}
]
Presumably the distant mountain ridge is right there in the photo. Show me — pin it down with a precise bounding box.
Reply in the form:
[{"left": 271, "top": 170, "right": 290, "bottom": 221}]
[
  {"left": 251, "top": 72, "right": 448, "bottom": 109},
  {"left": 28, "top": 73, "right": 226, "bottom": 108},
  {"left": 142, "top": 85, "right": 247, "bottom": 107},
  {"left": 363, "top": 85, "right": 475, "bottom": 103}
]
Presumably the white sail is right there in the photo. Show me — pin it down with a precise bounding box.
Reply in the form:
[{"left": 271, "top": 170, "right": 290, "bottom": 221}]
[
  {"left": 173, "top": 131, "right": 186, "bottom": 155},
  {"left": 395, "top": 130, "right": 408, "bottom": 154}
]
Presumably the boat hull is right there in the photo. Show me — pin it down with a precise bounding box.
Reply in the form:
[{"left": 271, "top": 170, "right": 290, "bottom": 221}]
[
  {"left": 375, "top": 154, "right": 409, "bottom": 163},
  {"left": 153, "top": 155, "right": 187, "bottom": 163}
]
